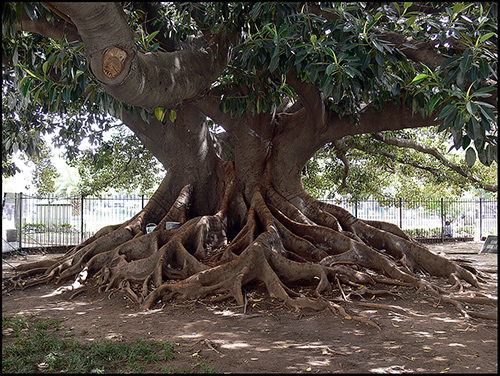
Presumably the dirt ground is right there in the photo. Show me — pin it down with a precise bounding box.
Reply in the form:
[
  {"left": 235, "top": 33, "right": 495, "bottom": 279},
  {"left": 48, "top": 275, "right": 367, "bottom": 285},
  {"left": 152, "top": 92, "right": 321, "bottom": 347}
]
[{"left": 2, "top": 241, "right": 497, "bottom": 374}]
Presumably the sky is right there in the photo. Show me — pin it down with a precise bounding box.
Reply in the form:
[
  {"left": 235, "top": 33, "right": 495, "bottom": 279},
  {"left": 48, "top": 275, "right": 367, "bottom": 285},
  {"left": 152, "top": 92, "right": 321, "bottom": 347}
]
[{"left": 2, "top": 145, "right": 78, "bottom": 195}]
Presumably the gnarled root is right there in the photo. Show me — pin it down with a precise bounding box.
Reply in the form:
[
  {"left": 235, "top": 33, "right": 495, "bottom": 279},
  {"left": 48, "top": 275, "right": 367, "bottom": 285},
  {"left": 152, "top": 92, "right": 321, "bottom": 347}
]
[{"left": 6, "top": 181, "right": 496, "bottom": 323}]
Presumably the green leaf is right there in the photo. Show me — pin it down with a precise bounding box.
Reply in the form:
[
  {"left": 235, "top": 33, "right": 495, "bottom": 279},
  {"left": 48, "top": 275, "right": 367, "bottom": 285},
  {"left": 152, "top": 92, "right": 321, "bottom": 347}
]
[
  {"left": 22, "top": 80, "right": 31, "bottom": 96},
  {"left": 326, "top": 63, "right": 336, "bottom": 75},
  {"left": 154, "top": 107, "right": 164, "bottom": 121},
  {"left": 406, "top": 15, "right": 416, "bottom": 27},
  {"left": 474, "top": 86, "right": 496, "bottom": 94},
  {"left": 391, "top": 82, "right": 401, "bottom": 96},
  {"left": 411, "top": 73, "right": 428, "bottom": 83},
  {"left": 140, "top": 108, "right": 149, "bottom": 123},
  {"left": 403, "top": 2, "right": 413, "bottom": 12},
  {"left": 478, "top": 59, "right": 489, "bottom": 77},
  {"left": 169, "top": 109, "right": 177, "bottom": 123},
  {"left": 428, "top": 94, "right": 441, "bottom": 112},
  {"left": 375, "top": 50, "right": 384, "bottom": 66},
  {"left": 479, "top": 32, "right": 496, "bottom": 43},
  {"left": 147, "top": 30, "right": 160, "bottom": 43},
  {"left": 478, "top": 104, "right": 495, "bottom": 122},
  {"left": 269, "top": 54, "right": 279, "bottom": 72},
  {"left": 12, "top": 46, "right": 18, "bottom": 66},
  {"left": 465, "top": 101, "right": 477, "bottom": 116},
  {"left": 42, "top": 61, "right": 50, "bottom": 75},
  {"left": 452, "top": 111, "right": 464, "bottom": 131},
  {"left": 151, "top": 42, "right": 160, "bottom": 52},
  {"left": 323, "top": 46, "right": 336, "bottom": 60},
  {"left": 249, "top": 3, "right": 262, "bottom": 21},
  {"left": 23, "top": 3, "right": 38, "bottom": 21},
  {"left": 459, "top": 49, "right": 473, "bottom": 74},
  {"left": 438, "top": 104, "right": 456, "bottom": 119},
  {"left": 465, "top": 147, "right": 476, "bottom": 167},
  {"left": 372, "top": 39, "right": 384, "bottom": 53}
]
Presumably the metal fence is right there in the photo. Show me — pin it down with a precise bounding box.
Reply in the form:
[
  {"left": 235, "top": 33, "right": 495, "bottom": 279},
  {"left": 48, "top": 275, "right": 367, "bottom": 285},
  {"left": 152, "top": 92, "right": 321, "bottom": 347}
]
[
  {"left": 322, "top": 197, "right": 497, "bottom": 242},
  {"left": 2, "top": 192, "right": 497, "bottom": 251}
]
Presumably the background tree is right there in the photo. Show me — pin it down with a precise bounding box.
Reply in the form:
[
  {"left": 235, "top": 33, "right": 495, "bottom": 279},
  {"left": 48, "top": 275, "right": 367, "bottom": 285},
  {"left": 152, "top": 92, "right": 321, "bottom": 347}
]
[
  {"left": 3, "top": 2, "right": 497, "bottom": 321},
  {"left": 303, "top": 127, "right": 498, "bottom": 201},
  {"left": 67, "top": 125, "right": 164, "bottom": 196},
  {"left": 18, "top": 139, "right": 60, "bottom": 196}
]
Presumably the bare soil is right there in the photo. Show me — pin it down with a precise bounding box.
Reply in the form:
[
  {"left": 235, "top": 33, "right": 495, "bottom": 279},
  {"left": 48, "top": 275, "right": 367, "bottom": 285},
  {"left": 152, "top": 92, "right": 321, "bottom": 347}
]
[{"left": 2, "top": 241, "right": 497, "bottom": 373}]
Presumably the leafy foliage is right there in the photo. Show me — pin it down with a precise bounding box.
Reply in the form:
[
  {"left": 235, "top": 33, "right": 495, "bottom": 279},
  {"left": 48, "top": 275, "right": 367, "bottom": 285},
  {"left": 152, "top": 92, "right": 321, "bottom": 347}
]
[
  {"left": 198, "top": 2, "right": 498, "bottom": 164},
  {"left": 1, "top": 1, "right": 497, "bottom": 195},
  {"left": 303, "top": 127, "right": 498, "bottom": 200},
  {"left": 19, "top": 139, "right": 60, "bottom": 196},
  {"left": 68, "top": 127, "right": 164, "bottom": 196}
]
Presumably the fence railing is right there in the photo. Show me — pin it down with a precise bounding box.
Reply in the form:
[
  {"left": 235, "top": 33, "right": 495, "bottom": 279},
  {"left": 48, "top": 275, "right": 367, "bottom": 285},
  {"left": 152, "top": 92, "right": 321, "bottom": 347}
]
[
  {"left": 321, "top": 197, "right": 497, "bottom": 242},
  {"left": 2, "top": 192, "right": 497, "bottom": 250}
]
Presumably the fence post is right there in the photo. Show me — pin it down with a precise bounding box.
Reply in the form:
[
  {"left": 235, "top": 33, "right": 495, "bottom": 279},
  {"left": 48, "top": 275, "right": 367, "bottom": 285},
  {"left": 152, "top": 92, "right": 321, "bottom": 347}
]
[
  {"left": 81, "top": 195, "right": 85, "bottom": 243},
  {"left": 399, "top": 197, "right": 402, "bottom": 229},
  {"left": 479, "top": 197, "right": 483, "bottom": 241},
  {"left": 354, "top": 196, "right": 358, "bottom": 218},
  {"left": 18, "top": 192, "right": 23, "bottom": 250},
  {"left": 440, "top": 198, "right": 444, "bottom": 242}
]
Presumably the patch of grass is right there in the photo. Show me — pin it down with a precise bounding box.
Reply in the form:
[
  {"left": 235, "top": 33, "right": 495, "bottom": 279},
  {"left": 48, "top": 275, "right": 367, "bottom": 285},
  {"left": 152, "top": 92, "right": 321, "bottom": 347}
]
[{"left": 2, "top": 314, "right": 217, "bottom": 374}]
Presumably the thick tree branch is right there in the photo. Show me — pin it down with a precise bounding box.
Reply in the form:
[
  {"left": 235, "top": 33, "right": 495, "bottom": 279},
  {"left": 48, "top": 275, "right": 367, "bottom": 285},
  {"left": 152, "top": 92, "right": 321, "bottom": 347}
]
[
  {"left": 336, "top": 134, "right": 496, "bottom": 192},
  {"left": 323, "top": 100, "right": 440, "bottom": 142},
  {"left": 49, "top": 2, "right": 237, "bottom": 110},
  {"left": 379, "top": 31, "right": 446, "bottom": 71},
  {"left": 371, "top": 133, "right": 498, "bottom": 192},
  {"left": 285, "top": 70, "right": 325, "bottom": 130},
  {"left": 309, "top": 4, "right": 446, "bottom": 70},
  {"left": 193, "top": 86, "right": 240, "bottom": 133},
  {"left": 331, "top": 140, "right": 350, "bottom": 191},
  {"left": 15, "top": 7, "right": 81, "bottom": 43}
]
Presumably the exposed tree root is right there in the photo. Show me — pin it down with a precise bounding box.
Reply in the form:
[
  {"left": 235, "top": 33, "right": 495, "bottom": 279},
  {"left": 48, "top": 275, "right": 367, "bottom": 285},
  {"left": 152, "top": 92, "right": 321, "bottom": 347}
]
[{"left": 5, "top": 181, "right": 497, "bottom": 324}]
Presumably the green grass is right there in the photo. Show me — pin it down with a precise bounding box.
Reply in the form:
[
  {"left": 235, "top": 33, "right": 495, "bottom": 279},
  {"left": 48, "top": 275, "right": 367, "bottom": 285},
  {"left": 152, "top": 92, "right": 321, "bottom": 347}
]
[{"left": 2, "top": 314, "right": 222, "bottom": 374}]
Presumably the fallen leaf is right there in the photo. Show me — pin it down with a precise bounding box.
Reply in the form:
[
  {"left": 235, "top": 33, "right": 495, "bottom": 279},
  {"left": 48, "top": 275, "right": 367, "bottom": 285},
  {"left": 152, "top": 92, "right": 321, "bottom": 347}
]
[
  {"left": 306, "top": 367, "right": 312, "bottom": 371},
  {"left": 391, "top": 322, "right": 399, "bottom": 327}
]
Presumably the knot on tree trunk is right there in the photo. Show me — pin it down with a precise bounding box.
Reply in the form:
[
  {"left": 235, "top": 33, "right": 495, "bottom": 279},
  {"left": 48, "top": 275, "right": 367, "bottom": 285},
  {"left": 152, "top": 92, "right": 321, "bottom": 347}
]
[{"left": 102, "top": 46, "right": 127, "bottom": 78}]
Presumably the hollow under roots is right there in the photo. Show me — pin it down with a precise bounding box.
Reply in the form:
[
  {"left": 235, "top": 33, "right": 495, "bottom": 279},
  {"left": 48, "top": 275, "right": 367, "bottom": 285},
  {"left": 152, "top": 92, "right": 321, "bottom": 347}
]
[{"left": 5, "top": 180, "right": 497, "bottom": 325}]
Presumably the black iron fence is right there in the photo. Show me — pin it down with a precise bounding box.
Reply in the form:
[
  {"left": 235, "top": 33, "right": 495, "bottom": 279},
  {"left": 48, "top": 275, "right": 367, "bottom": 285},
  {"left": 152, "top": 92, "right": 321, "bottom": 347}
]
[{"left": 2, "top": 192, "right": 497, "bottom": 250}]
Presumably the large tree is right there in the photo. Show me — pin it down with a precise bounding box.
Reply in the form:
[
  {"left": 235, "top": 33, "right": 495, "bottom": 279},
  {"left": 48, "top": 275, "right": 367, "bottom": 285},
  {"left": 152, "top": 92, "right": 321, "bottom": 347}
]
[{"left": 3, "top": 2, "right": 497, "bottom": 321}]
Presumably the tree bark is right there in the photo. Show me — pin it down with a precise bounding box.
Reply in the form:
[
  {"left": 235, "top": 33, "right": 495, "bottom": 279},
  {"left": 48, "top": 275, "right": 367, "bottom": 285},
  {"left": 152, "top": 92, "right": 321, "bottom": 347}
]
[{"left": 50, "top": 2, "right": 237, "bottom": 110}]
